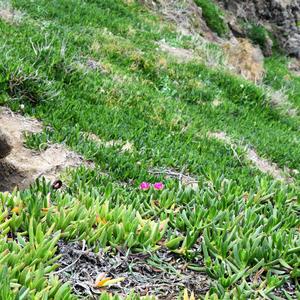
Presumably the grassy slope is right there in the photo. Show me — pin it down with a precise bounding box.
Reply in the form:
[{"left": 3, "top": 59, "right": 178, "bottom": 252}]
[
  {"left": 264, "top": 55, "right": 300, "bottom": 109},
  {"left": 0, "top": 0, "right": 299, "bottom": 299}
]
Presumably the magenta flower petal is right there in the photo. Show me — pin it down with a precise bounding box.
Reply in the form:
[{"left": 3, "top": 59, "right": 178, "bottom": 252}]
[
  {"left": 153, "top": 182, "right": 164, "bottom": 190},
  {"left": 140, "top": 182, "right": 150, "bottom": 190}
]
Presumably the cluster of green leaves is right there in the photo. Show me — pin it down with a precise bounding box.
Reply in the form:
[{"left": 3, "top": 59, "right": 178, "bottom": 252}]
[
  {"left": 0, "top": 192, "right": 75, "bottom": 299},
  {"left": 194, "top": 0, "right": 228, "bottom": 37},
  {"left": 0, "top": 0, "right": 299, "bottom": 299},
  {"left": 1, "top": 174, "right": 300, "bottom": 299},
  {"left": 244, "top": 23, "right": 282, "bottom": 55},
  {"left": 246, "top": 24, "right": 269, "bottom": 51}
]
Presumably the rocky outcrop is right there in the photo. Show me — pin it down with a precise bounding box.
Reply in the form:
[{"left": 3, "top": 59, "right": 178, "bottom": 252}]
[
  {"left": 218, "top": 0, "right": 300, "bottom": 57},
  {"left": 141, "top": 0, "right": 299, "bottom": 58}
]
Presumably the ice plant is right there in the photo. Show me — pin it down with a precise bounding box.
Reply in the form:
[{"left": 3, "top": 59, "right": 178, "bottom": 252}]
[
  {"left": 153, "top": 182, "right": 164, "bottom": 190},
  {"left": 140, "top": 182, "right": 150, "bottom": 190},
  {"left": 96, "top": 215, "right": 107, "bottom": 225}
]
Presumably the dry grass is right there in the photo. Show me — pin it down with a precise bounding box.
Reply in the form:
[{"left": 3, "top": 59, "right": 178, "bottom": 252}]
[
  {"left": 222, "top": 38, "right": 265, "bottom": 83},
  {"left": 56, "top": 240, "right": 210, "bottom": 299}
]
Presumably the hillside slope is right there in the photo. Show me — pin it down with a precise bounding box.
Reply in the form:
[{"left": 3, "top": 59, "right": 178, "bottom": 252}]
[{"left": 0, "top": 0, "right": 299, "bottom": 299}]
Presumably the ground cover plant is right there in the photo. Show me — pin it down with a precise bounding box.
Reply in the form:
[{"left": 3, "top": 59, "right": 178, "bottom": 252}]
[
  {"left": 194, "top": 0, "right": 228, "bottom": 37},
  {"left": 264, "top": 55, "right": 300, "bottom": 109},
  {"left": 0, "top": 0, "right": 299, "bottom": 299}
]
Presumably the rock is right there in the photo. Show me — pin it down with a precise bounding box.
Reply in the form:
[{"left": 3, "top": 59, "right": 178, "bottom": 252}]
[
  {"left": 218, "top": 0, "right": 300, "bottom": 57},
  {"left": 286, "top": 33, "right": 300, "bottom": 58},
  {"left": 0, "top": 130, "right": 12, "bottom": 159}
]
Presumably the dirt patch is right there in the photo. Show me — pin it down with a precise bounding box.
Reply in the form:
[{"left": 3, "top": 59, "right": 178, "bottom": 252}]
[
  {"left": 0, "top": 1, "right": 23, "bottom": 23},
  {"left": 208, "top": 131, "right": 294, "bottom": 183},
  {"left": 0, "top": 160, "right": 25, "bottom": 192},
  {"left": 56, "top": 241, "right": 210, "bottom": 299},
  {"left": 0, "top": 107, "right": 92, "bottom": 191},
  {"left": 246, "top": 148, "right": 293, "bottom": 182}
]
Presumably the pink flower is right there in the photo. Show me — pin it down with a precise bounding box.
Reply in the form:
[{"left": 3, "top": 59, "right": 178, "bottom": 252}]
[
  {"left": 153, "top": 182, "right": 164, "bottom": 190},
  {"left": 140, "top": 182, "right": 150, "bottom": 190}
]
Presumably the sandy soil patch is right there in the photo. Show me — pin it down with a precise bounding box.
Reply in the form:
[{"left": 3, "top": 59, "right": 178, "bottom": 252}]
[{"left": 0, "top": 107, "right": 92, "bottom": 191}]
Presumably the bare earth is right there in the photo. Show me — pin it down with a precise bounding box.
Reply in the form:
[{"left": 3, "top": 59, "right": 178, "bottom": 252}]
[{"left": 0, "top": 107, "right": 92, "bottom": 191}]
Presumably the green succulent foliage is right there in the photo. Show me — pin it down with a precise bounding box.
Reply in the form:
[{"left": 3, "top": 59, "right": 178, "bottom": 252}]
[
  {"left": 246, "top": 24, "right": 269, "bottom": 50},
  {"left": 194, "top": 0, "right": 229, "bottom": 37},
  {"left": 244, "top": 22, "right": 281, "bottom": 54}
]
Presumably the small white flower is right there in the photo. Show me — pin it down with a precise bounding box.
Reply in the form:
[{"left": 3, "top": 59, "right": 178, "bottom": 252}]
[{"left": 20, "top": 104, "right": 25, "bottom": 110}]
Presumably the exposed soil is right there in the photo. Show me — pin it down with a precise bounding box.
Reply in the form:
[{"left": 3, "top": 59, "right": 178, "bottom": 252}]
[
  {"left": 0, "top": 160, "right": 25, "bottom": 192},
  {"left": 0, "top": 131, "right": 12, "bottom": 159},
  {"left": 56, "top": 241, "right": 210, "bottom": 299},
  {"left": 0, "top": 107, "right": 92, "bottom": 191},
  {"left": 268, "top": 89, "right": 298, "bottom": 117}
]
